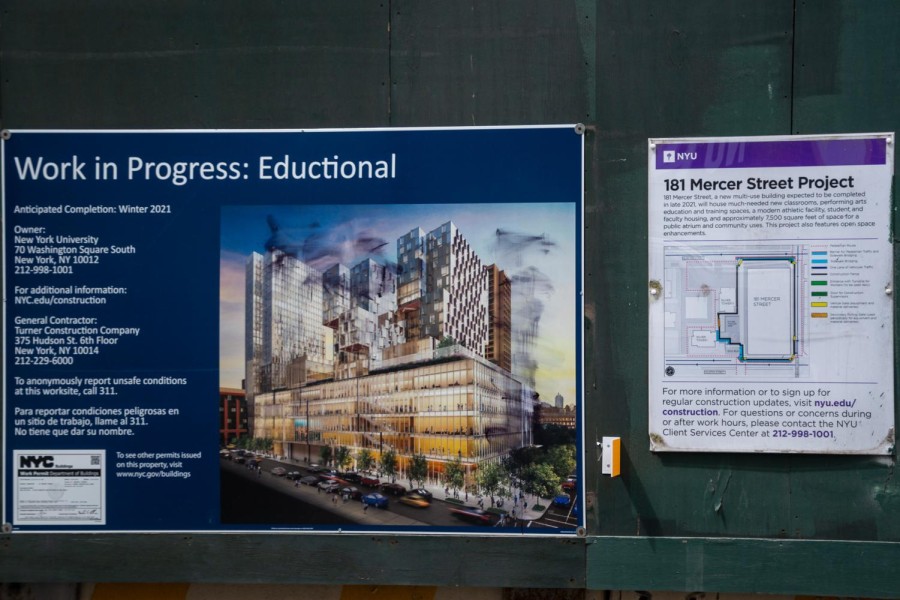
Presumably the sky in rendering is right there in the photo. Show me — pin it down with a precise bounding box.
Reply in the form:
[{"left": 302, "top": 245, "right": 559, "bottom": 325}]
[{"left": 220, "top": 202, "right": 578, "bottom": 406}]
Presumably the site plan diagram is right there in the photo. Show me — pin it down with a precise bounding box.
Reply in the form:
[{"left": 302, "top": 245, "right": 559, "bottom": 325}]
[{"left": 663, "top": 244, "right": 810, "bottom": 380}]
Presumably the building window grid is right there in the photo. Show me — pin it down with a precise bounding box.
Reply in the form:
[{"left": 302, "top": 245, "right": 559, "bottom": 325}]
[
  {"left": 278, "top": 358, "right": 524, "bottom": 470},
  {"left": 251, "top": 222, "right": 529, "bottom": 474}
]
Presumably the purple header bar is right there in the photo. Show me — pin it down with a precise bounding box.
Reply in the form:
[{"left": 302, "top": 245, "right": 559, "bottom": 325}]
[{"left": 655, "top": 137, "right": 887, "bottom": 170}]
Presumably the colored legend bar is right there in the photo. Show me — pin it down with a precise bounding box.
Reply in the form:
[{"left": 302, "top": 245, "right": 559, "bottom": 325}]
[{"left": 810, "top": 252, "right": 827, "bottom": 319}]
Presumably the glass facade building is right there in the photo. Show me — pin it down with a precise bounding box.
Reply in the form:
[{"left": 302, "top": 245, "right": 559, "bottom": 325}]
[
  {"left": 245, "top": 250, "right": 330, "bottom": 396},
  {"left": 246, "top": 221, "right": 529, "bottom": 479},
  {"left": 271, "top": 349, "right": 533, "bottom": 480}
]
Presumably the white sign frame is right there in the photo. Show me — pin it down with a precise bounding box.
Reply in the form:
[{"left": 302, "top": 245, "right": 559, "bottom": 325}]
[{"left": 648, "top": 133, "right": 894, "bottom": 454}]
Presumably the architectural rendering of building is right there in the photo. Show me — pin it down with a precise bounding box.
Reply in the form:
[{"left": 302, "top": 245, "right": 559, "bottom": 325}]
[
  {"left": 537, "top": 405, "right": 576, "bottom": 430},
  {"left": 486, "top": 265, "right": 512, "bottom": 372},
  {"left": 245, "top": 250, "right": 332, "bottom": 396},
  {"left": 245, "top": 221, "right": 529, "bottom": 481},
  {"left": 219, "top": 387, "right": 248, "bottom": 445}
]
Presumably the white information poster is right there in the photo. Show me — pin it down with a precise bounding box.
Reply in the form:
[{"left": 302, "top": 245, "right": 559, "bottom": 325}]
[
  {"left": 13, "top": 449, "right": 106, "bottom": 524},
  {"left": 648, "top": 133, "right": 894, "bottom": 453}
]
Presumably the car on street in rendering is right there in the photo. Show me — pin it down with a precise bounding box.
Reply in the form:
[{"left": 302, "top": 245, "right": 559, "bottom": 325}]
[
  {"left": 399, "top": 493, "right": 430, "bottom": 508},
  {"left": 318, "top": 481, "right": 341, "bottom": 493},
  {"left": 449, "top": 506, "right": 495, "bottom": 526},
  {"left": 299, "top": 475, "right": 320, "bottom": 486},
  {"left": 271, "top": 467, "right": 287, "bottom": 476},
  {"left": 362, "top": 493, "right": 389, "bottom": 508},
  {"left": 409, "top": 488, "right": 433, "bottom": 500},
  {"left": 340, "top": 486, "right": 362, "bottom": 500},
  {"left": 360, "top": 474, "right": 380, "bottom": 487},
  {"left": 552, "top": 493, "right": 572, "bottom": 507},
  {"left": 379, "top": 482, "right": 407, "bottom": 496}
]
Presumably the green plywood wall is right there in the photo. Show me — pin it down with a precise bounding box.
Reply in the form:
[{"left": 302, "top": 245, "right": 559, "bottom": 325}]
[
  {"left": 589, "top": 0, "right": 899, "bottom": 543},
  {"left": 0, "top": 0, "right": 898, "bottom": 594}
]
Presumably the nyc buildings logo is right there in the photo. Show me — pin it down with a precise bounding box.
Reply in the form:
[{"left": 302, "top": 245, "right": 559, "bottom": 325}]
[{"left": 19, "top": 455, "right": 54, "bottom": 468}]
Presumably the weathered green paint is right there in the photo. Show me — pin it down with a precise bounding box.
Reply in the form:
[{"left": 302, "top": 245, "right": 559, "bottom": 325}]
[
  {"left": 390, "top": 2, "right": 590, "bottom": 126},
  {"left": 0, "top": 2, "right": 391, "bottom": 128},
  {"left": 1, "top": 0, "right": 898, "bottom": 594},
  {"left": 589, "top": 0, "right": 798, "bottom": 540},
  {"left": 587, "top": 536, "right": 900, "bottom": 597}
]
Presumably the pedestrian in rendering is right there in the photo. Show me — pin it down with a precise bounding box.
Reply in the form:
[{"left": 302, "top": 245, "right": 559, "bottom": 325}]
[
  {"left": 332, "top": 494, "right": 337, "bottom": 505},
  {"left": 363, "top": 503, "right": 368, "bottom": 513}
]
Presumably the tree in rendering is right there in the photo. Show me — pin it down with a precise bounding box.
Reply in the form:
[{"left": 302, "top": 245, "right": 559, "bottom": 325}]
[
  {"left": 534, "top": 423, "right": 576, "bottom": 446},
  {"left": 335, "top": 445, "right": 352, "bottom": 471},
  {"left": 475, "top": 461, "right": 506, "bottom": 507},
  {"left": 408, "top": 452, "right": 428, "bottom": 488},
  {"left": 250, "top": 437, "right": 274, "bottom": 455},
  {"left": 545, "top": 444, "right": 576, "bottom": 480},
  {"left": 521, "top": 462, "right": 560, "bottom": 500},
  {"left": 319, "top": 445, "right": 333, "bottom": 468},
  {"left": 380, "top": 448, "right": 398, "bottom": 482},
  {"left": 501, "top": 446, "right": 533, "bottom": 494},
  {"left": 445, "top": 455, "right": 465, "bottom": 498},
  {"left": 437, "top": 335, "right": 458, "bottom": 348},
  {"left": 356, "top": 448, "right": 374, "bottom": 473}
]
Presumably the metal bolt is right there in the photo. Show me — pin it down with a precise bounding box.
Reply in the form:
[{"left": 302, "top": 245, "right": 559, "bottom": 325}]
[
  {"left": 648, "top": 280, "right": 663, "bottom": 298},
  {"left": 574, "top": 123, "right": 586, "bottom": 135},
  {"left": 886, "top": 283, "right": 893, "bottom": 296},
  {"left": 1, "top": 130, "right": 11, "bottom": 141}
]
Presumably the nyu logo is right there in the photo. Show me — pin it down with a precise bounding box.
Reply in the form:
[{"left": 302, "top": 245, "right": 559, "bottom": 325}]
[
  {"left": 662, "top": 150, "right": 698, "bottom": 163},
  {"left": 19, "top": 455, "right": 54, "bottom": 468}
]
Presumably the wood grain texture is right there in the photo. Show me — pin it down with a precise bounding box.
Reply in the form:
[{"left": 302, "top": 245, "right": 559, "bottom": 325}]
[{"left": 0, "top": 534, "right": 586, "bottom": 587}]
